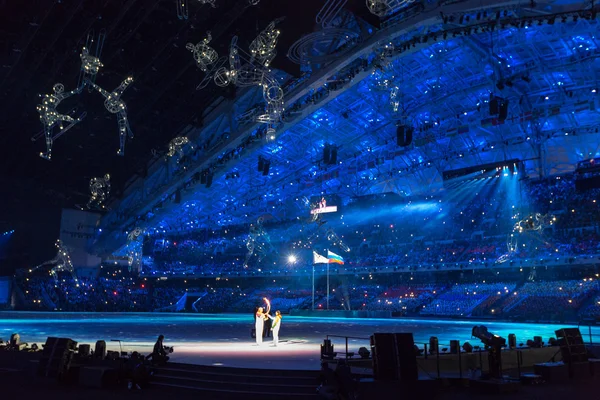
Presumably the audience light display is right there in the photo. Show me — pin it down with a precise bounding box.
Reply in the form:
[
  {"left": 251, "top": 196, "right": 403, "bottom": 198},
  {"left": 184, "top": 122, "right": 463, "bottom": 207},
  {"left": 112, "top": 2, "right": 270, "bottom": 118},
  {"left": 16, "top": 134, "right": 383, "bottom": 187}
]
[
  {"left": 36, "top": 83, "right": 85, "bottom": 160},
  {"left": 85, "top": 76, "right": 134, "bottom": 156},
  {"left": 86, "top": 174, "right": 111, "bottom": 210}
]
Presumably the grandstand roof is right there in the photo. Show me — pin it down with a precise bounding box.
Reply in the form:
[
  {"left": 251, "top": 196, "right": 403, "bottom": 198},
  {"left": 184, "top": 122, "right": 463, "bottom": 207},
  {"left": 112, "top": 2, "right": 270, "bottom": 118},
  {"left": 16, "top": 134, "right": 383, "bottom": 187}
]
[{"left": 0, "top": 1, "right": 598, "bottom": 255}]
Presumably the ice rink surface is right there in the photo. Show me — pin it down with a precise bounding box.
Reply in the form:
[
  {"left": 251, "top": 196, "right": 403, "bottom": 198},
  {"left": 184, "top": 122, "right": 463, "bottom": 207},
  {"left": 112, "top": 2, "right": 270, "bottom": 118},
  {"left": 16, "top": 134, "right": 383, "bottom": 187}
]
[{"left": 1, "top": 312, "right": 596, "bottom": 370}]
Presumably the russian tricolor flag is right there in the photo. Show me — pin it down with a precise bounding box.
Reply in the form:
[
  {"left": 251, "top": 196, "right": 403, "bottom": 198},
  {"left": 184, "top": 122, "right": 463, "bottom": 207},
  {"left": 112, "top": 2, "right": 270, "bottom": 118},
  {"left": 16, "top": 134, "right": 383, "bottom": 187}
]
[{"left": 327, "top": 250, "right": 344, "bottom": 265}]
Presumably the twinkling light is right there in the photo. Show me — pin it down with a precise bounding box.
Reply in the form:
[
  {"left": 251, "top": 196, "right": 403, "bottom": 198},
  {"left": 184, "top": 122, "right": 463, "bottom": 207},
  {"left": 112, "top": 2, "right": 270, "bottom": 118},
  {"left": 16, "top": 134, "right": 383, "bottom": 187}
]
[
  {"left": 127, "top": 227, "right": 145, "bottom": 273},
  {"left": 199, "top": 0, "right": 217, "bottom": 7},
  {"left": 390, "top": 86, "right": 400, "bottom": 113},
  {"left": 86, "top": 76, "right": 134, "bottom": 155},
  {"left": 513, "top": 213, "right": 556, "bottom": 233},
  {"left": 215, "top": 35, "right": 284, "bottom": 125},
  {"left": 187, "top": 32, "right": 218, "bottom": 72},
  {"left": 166, "top": 136, "right": 191, "bottom": 161},
  {"left": 249, "top": 21, "right": 281, "bottom": 68},
  {"left": 87, "top": 174, "right": 111, "bottom": 210},
  {"left": 80, "top": 46, "right": 103, "bottom": 77},
  {"left": 366, "top": 0, "right": 416, "bottom": 18},
  {"left": 36, "top": 83, "right": 85, "bottom": 160},
  {"left": 244, "top": 216, "right": 274, "bottom": 268},
  {"left": 31, "top": 240, "right": 77, "bottom": 284},
  {"left": 496, "top": 213, "right": 556, "bottom": 263},
  {"left": 176, "top": 0, "right": 188, "bottom": 20}
]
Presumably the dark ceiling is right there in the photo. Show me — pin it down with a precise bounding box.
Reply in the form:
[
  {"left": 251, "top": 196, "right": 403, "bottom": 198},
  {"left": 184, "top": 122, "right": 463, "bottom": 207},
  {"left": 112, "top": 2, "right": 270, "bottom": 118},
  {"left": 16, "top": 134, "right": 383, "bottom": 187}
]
[{"left": 0, "top": 0, "right": 358, "bottom": 210}]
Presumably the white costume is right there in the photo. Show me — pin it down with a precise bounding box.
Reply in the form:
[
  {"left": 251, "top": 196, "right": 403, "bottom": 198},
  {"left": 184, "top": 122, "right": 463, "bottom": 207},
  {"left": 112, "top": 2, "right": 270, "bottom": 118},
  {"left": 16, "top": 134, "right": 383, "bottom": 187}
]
[
  {"left": 255, "top": 312, "right": 264, "bottom": 345},
  {"left": 270, "top": 315, "right": 281, "bottom": 346}
]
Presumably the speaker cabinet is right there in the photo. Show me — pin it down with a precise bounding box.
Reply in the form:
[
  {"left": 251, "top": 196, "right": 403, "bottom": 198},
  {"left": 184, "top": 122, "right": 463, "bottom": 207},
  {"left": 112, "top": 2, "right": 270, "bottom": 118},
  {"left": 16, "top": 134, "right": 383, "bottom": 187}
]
[
  {"left": 371, "top": 333, "right": 418, "bottom": 382},
  {"left": 38, "top": 337, "right": 77, "bottom": 379},
  {"left": 555, "top": 328, "right": 588, "bottom": 363}
]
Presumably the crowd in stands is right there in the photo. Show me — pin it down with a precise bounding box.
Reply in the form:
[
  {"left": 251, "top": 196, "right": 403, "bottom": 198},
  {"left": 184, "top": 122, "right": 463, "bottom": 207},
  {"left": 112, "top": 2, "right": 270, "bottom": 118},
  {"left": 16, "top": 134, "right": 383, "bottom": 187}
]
[
  {"left": 9, "top": 173, "right": 600, "bottom": 324},
  {"left": 421, "top": 282, "right": 517, "bottom": 317},
  {"left": 138, "top": 175, "right": 600, "bottom": 278},
  {"left": 12, "top": 269, "right": 600, "bottom": 323}
]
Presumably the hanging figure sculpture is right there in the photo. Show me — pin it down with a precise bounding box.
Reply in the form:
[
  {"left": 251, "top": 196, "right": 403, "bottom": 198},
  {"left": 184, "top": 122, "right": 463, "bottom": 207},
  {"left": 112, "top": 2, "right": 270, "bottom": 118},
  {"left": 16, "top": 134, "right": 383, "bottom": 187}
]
[
  {"left": 86, "top": 174, "right": 111, "bottom": 210},
  {"left": 187, "top": 32, "right": 219, "bottom": 72},
  {"left": 36, "top": 83, "right": 85, "bottom": 160},
  {"left": 85, "top": 76, "right": 134, "bottom": 156},
  {"left": 30, "top": 239, "right": 78, "bottom": 284},
  {"left": 166, "top": 136, "right": 192, "bottom": 162},
  {"left": 126, "top": 227, "right": 145, "bottom": 273},
  {"left": 249, "top": 20, "right": 281, "bottom": 68},
  {"left": 80, "top": 46, "right": 103, "bottom": 79}
]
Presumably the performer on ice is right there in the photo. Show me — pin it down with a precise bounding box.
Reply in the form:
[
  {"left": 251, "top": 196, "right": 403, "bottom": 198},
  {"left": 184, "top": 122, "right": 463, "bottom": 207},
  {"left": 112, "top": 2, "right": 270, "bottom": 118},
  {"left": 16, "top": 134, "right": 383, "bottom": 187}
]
[
  {"left": 255, "top": 306, "right": 266, "bottom": 345},
  {"left": 268, "top": 310, "right": 282, "bottom": 347}
]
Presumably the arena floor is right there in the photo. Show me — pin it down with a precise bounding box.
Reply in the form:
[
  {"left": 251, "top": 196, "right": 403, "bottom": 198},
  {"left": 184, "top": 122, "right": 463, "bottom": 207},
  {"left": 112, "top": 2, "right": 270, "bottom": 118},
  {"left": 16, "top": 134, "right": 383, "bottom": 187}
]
[{"left": 1, "top": 312, "right": 597, "bottom": 370}]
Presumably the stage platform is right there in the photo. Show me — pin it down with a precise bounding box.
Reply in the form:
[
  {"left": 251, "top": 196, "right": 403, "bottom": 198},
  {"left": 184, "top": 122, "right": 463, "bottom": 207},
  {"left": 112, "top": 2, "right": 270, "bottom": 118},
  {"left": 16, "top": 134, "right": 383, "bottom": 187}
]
[{"left": 1, "top": 311, "right": 598, "bottom": 370}]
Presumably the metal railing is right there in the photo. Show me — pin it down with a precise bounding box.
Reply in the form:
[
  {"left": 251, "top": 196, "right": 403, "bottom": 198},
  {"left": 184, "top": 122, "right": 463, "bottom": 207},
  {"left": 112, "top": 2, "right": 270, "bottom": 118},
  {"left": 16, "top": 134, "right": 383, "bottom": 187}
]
[{"left": 325, "top": 334, "right": 371, "bottom": 360}]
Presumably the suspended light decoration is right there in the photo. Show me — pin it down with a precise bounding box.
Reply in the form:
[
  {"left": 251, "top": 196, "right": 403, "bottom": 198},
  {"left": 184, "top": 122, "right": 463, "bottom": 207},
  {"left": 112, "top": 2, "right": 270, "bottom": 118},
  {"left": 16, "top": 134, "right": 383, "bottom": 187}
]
[
  {"left": 35, "top": 83, "right": 85, "bottom": 160},
  {"left": 187, "top": 32, "right": 219, "bottom": 72},
  {"left": 199, "top": 0, "right": 217, "bottom": 7},
  {"left": 366, "top": 0, "right": 416, "bottom": 18},
  {"left": 86, "top": 174, "right": 111, "bottom": 210},
  {"left": 249, "top": 20, "right": 281, "bottom": 68},
  {"left": 30, "top": 240, "right": 77, "bottom": 284},
  {"left": 126, "top": 227, "right": 145, "bottom": 273},
  {"left": 166, "top": 136, "right": 192, "bottom": 161},
  {"left": 244, "top": 216, "right": 275, "bottom": 268},
  {"left": 86, "top": 76, "right": 134, "bottom": 155},
  {"left": 80, "top": 47, "right": 103, "bottom": 77},
  {"left": 176, "top": 0, "right": 189, "bottom": 19},
  {"left": 496, "top": 213, "right": 556, "bottom": 264},
  {"left": 214, "top": 33, "right": 284, "bottom": 125}
]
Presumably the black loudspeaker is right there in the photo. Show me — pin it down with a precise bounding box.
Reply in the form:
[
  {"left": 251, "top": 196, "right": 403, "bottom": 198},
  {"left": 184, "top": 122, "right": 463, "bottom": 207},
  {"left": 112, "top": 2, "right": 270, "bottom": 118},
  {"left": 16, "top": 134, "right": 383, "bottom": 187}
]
[
  {"left": 508, "top": 334, "right": 516, "bottom": 349},
  {"left": 371, "top": 333, "right": 418, "bottom": 382},
  {"left": 94, "top": 340, "right": 106, "bottom": 360},
  {"left": 323, "top": 145, "right": 331, "bottom": 164},
  {"left": 555, "top": 328, "right": 588, "bottom": 363},
  {"left": 321, "top": 339, "right": 335, "bottom": 359},
  {"left": 396, "top": 126, "right": 413, "bottom": 147},
  {"left": 174, "top": 189, "right": 181, "bottom": 204},
  {"left": 489, "top": 95, "right": 499, "bottom": 115},
  {"left": 371, "top": 333, "right": 397, "bottom": 380},
  {"left": 498, "top": 99, "right": 509, "bottom": 121},
  {"left": 206, "top": 173, "right": 213, "bottom": 188},
  {"left": 394, "top": 333, "right": 418, "bottom": 382},
  {"left": 258, "top": 156, "right": 265, "bottom": 172},
  {"left": 450, "top": 340, "right": 460, "bottom": 354},
  {"left": 200, "top": 171, "right": 207, "bottom": 184},
  {"left": 78, "top": 344, "right": 91, "bottom": 357},
  {"left": 38, "top": 337, "right": 77, "bottom": 379},
  {"left": 262, "top": 161, "right": 270, "bottom": 176},
  {"left": 330, "top": 147, "right": 337, "bottom": 165},
  {"left": 429, "top": 336, "right": 439, "bottom": 354}
]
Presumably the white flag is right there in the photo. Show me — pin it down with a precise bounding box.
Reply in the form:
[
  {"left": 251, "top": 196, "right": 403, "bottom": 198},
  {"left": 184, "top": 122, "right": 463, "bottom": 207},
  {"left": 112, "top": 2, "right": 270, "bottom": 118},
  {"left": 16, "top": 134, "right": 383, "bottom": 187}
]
[{"left": 313, "top": 251, "right": 329, "bottom": 264}]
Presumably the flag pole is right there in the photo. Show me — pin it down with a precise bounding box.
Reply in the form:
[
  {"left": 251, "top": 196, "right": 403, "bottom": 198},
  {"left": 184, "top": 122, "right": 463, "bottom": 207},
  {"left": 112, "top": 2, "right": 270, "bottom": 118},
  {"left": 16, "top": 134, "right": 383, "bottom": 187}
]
[
  {"left": 326, "top": 250, "right": 330, "bottom": 311},
  {"left": 312, "top": 263, "right": 315, "bottom": 311}
]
